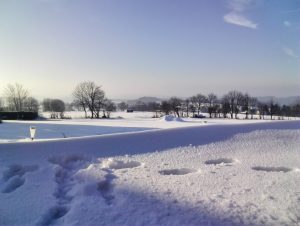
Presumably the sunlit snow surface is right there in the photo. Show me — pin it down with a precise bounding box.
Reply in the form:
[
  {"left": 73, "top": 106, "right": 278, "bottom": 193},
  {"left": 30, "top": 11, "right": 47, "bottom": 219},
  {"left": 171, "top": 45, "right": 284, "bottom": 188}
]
[
  {"left": 0, "top": 113, "right": 299, "bottom": 225},
  {"left": 0, "top": 111, "right": 283, "bottom": 143}
]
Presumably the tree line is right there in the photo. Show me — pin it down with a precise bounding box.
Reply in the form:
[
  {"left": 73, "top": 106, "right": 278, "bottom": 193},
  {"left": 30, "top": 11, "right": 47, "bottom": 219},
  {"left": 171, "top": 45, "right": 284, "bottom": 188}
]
[
  {"left": 121, "top": 91, "right": 300, "bottom": 120},
  {"left": 0, "top": 82, "right": 116, "bottom": 119},
  {"left": 1, "top": 82, "right": 300, "bottom": 120}
]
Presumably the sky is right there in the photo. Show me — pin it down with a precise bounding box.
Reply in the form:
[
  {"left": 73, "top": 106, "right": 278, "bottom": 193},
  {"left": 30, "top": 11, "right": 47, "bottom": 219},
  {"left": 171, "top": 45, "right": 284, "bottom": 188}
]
[{"left": 0, "top": 0, "right": 299, "bottom": 101}]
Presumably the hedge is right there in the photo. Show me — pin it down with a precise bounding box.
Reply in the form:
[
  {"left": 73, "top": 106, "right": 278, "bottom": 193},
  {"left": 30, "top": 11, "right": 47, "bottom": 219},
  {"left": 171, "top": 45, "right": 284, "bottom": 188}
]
[{"left": 0, "top": 112, "right": 38, "bottom": 120}]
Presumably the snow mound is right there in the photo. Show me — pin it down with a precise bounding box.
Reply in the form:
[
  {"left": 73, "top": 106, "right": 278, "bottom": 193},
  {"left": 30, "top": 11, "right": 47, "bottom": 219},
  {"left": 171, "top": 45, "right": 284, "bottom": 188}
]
[
  {"left": 160, "top": 115, "right": 184, "bottom": 122},
  {"left": 159, "top": 168, "right": 197, "bottom": 175},
  {"left": 101, "top": 158, "right": 142, "bottom": 170},
  {"left": 175, "top": 117, "right": 184, "bottom": 122},
  {"left": 251, "top": 166, "right": 294, "bottom": 173},
  {"left": 160, "top": 115, "right": 176, "bottom": 121}
]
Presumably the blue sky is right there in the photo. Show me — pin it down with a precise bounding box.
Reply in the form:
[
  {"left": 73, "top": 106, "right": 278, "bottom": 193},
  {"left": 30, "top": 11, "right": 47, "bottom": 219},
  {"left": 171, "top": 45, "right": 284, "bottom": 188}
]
[{"left": 0, "top": 0, "right": 299, "bottom": 100}]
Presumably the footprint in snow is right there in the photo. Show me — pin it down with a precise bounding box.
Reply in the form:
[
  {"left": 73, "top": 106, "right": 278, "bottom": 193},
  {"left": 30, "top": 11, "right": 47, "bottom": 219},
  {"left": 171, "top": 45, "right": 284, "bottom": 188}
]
[
  {"left": 159, "top": 168, "right": 198, "bottom": 175},
  {"left": 97, "top": 170, "right": 117, "bottom": 205},
  {"left": 37, "top": 205, "right": 69, "bottom": 226},
  {"left": 204, "top": 158, "right": 237, "bottom": 166},
  {"left": 251, "top": 166, "right": 298, "bottom": 173},
  {"left": 1, "top": 164, "right": 38, "bottom": 193}
]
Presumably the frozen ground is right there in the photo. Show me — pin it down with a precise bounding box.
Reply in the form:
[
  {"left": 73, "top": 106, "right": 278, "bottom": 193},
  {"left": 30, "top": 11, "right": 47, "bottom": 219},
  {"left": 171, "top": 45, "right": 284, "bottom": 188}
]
[
  {"left": 0, "top": 114, "right": 299, "bottom": 225},
  {"left": 0, "top": 111, "right": 289, "bottom": 143}
]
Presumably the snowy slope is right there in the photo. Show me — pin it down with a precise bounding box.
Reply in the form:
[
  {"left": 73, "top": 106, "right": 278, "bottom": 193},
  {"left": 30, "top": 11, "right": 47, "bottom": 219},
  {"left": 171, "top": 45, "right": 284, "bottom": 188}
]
[{"left": 0, "top": 121, "right": 299, "bottom": 225}]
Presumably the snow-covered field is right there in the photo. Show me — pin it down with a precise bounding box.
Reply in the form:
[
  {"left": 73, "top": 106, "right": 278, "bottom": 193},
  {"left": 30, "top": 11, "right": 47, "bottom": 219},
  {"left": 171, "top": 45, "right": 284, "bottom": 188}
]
[
  {"left": 0, "top": 111, "right": 288, "bottom": 143},
  {"left": 0, "top": 113, "right": 299, "bottom": 225}
]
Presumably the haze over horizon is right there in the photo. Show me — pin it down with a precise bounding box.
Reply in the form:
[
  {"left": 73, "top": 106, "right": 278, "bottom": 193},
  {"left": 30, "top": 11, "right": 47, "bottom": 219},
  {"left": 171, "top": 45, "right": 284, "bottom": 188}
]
[{"left": 1, "top": 0, "right": 299, "bottom": 100}]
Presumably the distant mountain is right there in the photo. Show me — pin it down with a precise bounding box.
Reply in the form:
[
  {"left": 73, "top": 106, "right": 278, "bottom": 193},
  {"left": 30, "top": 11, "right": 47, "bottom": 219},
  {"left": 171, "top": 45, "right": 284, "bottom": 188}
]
[
  {"left": 127, "top": 96, "right": 163, "bottom": 106},
  {"left": 257, "top": 96, "right": 300, "bottom": 106}
]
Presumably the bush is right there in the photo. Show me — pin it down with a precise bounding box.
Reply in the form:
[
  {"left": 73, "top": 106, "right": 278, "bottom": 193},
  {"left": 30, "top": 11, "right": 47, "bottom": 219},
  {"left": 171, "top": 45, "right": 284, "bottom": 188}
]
[{"left": 0, "top": 112, "right": 38, "bottom": 120}]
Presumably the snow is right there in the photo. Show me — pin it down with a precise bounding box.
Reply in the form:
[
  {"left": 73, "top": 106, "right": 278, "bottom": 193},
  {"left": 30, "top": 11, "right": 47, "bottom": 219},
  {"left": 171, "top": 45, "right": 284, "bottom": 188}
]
[
  {"left": 0, "top": 121, "right": 154, "bottom": 143},
  {"left": 1, "top": 111, "right": 290, "bottom": 143},
  {"left": 0, "top": 114, "right": 300, "bottom": 225}
]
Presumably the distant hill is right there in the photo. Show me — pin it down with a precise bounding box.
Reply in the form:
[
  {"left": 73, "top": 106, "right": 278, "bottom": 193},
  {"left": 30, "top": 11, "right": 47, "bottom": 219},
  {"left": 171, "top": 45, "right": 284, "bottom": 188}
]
[
  {"left": 127, "top": 96, "right": 163, "bottom": 106},
  {"left": 257, "top": 96, "right": 300, "bottom": 106}
]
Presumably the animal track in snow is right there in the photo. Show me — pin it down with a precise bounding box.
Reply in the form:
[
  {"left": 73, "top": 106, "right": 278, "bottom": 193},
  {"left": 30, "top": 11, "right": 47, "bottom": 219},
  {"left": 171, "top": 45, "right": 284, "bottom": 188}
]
[
  {"left": 1, "top": 164, "right": 38, "bottom": 193},
  {"left": 101, "top": 158, "right": 142, "bottom": 170},
  {"left": 159, "top": 168, "right": 197, "bottom": 175},
  {"left": 204, "top": 158, "right": 236, "bottom": 165},
  {"left": 251, "top": 166, "right": 294, "bottom": 173}
]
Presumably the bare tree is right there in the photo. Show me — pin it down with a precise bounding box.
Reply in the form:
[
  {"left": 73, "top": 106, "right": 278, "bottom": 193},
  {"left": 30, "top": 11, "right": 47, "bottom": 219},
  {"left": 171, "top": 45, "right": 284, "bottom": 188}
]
[
  {"left": 268, "top": 98, "right": 279, "bottom": 120},
  {"left": 24, "top": 97, "right": 39, "bottom": 112},
  {"left": 4, "top": 83, "right": 29, "bottom": 111},
  {"left": 242, "top": 93, "right": 250, "bottom": 119},
  {"left": 42, "top": 98, "right": 65, "bottom": 118},
  {"left": 161, "top": 101, "right": 171, "bottom": 115},
  {"left": 94, "top": 90, "right": 106, "bottom": 118},
  {"left": 73, "top": 83, "right": 89, "bottom": 118},
  {"left": 0, "top": 97, "right": 3, "bottom": 111},
  {"left": 292, "top": 100, "right": 300, "bottom": 118},
  {"left": 207, "top": 93, "right": 217, "bottom": 118},
  {"left": 73, "top": 81, "right": 106, "bottom": 118},
  {"left": 281, "top": 105, "right": 292, "bottom": 119},
  {"left": 183, "top": 98, "right": 191, "bottom": 117},
  {"left": 169, "top": 97, "right": 182, "bottom": 117},
  {"left": 224, "top": 90, "right": 243, "bottom": 119},
  {"left": 72, "top": 100, "right": 87, "bottom": 118},
  {"left": 103, "top": 99, "right": 116, "bottom": 118},
  {"left": 42, "top": 99, "right": 52, "bottom": 112},
  {"left": 190, "top": 104, "right": 196, "bottom": 118},
  {"left": 257, "top": 102, "right": 268, "bottom": 119},
  {"left": 221, "top": 95, "right": 231, "bottom": 118},
  {"left": 249, "top": 97, "right": 257, "bottom": 119},
  {"left": 190, "top": 94, "right": 207, "bottom": 116},
  {"left": 52, "top": 99, "right": 65, "bottom": 118},
  {"left": 118, "top": 102, "right": 128, "bottom": 111}
]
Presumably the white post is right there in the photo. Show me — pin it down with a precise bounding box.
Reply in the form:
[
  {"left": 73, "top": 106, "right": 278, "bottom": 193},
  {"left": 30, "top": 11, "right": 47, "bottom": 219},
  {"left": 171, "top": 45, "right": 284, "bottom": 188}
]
[{"left": 30, "top": 126, "right": 36, "bottom": 141}]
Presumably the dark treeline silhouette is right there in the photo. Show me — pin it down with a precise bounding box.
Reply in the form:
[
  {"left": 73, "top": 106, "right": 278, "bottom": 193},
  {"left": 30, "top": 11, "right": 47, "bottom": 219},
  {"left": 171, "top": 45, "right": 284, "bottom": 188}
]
[
  {"left": 42, "top": 98, "right": 66, "bottom": 119},
  {"left": 125, "top": 90, "right": 300, "bottom": 120},
  {"left": 1, "top": 83, "right": 300, "bottom": 120}
]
